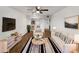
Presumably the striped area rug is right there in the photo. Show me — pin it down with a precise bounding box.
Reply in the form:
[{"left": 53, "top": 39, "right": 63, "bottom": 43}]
[{"left": 22, "top": 37, "right": 61, "bottom": 53}]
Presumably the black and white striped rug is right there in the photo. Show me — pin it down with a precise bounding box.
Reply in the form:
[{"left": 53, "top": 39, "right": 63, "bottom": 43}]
[{"left": 21, "top": 37, "right": 61, "bottom": 53}]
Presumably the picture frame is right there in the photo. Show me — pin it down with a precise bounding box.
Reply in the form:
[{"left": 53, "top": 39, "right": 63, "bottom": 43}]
[{"left": 65, "top": 15, "right": 79, "bottom": 29}]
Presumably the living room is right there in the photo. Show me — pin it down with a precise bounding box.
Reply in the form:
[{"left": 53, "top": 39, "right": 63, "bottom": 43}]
[{"left": 0, "top": 6, "right": 79, "bottom": 53}]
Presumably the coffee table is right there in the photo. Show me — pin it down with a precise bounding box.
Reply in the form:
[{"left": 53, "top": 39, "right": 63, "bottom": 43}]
[{"left": 32, "top": 38, "right": 45, "bottom": 45}]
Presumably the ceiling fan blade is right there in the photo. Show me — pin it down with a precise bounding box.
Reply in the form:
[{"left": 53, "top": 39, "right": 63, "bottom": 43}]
[
  {"left": 40, "top": 9, "right": 48, "bottom": 11},
  {"left": 35, "top": 6, "right": 39, "bottom": 11},
  {"left": 40, "top": 11, "right": 43, "bottom": 14},
  {"left": 34, "top": 6, "right": 48, "bottom": 14}
]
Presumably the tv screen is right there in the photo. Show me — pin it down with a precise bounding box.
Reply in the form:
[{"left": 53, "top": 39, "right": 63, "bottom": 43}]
[{"left": 2, "top": 17, "right": 16, "bottom": 32}]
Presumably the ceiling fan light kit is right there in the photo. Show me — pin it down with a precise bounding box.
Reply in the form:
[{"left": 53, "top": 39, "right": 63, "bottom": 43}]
[{"left": 36, "top": 11, "right": 40, "bottom": 13}]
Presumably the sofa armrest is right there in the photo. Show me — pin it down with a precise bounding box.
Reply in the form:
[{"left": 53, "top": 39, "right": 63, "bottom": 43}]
[{"left": 51, "top": 36, "right": 65, "bottom": 52}]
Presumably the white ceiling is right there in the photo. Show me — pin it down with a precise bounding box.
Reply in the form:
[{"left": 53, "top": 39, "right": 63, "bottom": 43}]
[{"left": 10, "top": 6, "right": 66, "bottom": 16}]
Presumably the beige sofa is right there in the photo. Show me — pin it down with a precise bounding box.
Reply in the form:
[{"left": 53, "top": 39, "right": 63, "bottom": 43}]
[{"left": 51, "top": 30, "right": 74, "bottom": 53}]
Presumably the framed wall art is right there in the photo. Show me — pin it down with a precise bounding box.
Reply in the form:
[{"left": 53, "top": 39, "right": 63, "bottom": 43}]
[{"left": 65, "top": 15, "right": 79, "bottom": 29}]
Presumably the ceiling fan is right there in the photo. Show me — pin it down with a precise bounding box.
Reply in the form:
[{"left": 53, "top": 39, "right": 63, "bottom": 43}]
[
  {"left": 26, "top": 6, "right": 48, "bottom": 14},
  {"left": 35, "top": 6, "right": 48, "bottom": 14}
]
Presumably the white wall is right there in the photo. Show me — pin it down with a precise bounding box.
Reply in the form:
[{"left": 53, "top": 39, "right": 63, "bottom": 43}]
[
  {"left": 51, "top": 6, "right": 79, "bottom": 36},
  {"left": 0, "top": 7, "right": 28, "bottom": 39}
]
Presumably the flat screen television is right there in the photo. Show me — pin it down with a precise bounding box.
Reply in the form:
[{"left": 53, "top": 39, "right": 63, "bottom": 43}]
[{"left": 2, "top": 17, "right": 16, "bottom": 32}]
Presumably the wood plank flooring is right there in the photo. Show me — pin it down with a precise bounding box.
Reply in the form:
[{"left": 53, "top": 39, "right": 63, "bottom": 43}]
[
  {"left": 9, "top": 32, "right": 33, "bottom": 53},
  {"left": 8, "top": 31, "right": 61, "bottom": 53}
]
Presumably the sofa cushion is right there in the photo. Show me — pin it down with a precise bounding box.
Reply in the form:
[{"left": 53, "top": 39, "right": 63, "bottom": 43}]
[{"left": 51, "top": 36, "right": 65, "bottom": 52}]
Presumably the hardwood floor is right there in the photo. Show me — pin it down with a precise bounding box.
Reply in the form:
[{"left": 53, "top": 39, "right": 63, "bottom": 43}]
[
  {"left": 43, "top": 29, "right": 51, "bottom": 38},
  {"left": 9, "top": 32, "right": 33, "bottom": 53},
  {"left": 9, "top": 30, "right": 51, "bottom": 53}
]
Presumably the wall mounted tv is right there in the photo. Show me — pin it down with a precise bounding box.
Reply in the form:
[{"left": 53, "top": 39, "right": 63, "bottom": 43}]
[{"left": 2, "top": 17, "right": 16, "bottom": 32}]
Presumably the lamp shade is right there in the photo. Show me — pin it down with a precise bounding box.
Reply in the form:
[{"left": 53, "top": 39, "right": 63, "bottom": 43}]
[{"left": 74, "top": 34, "right": 79, "bottom": 43}]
